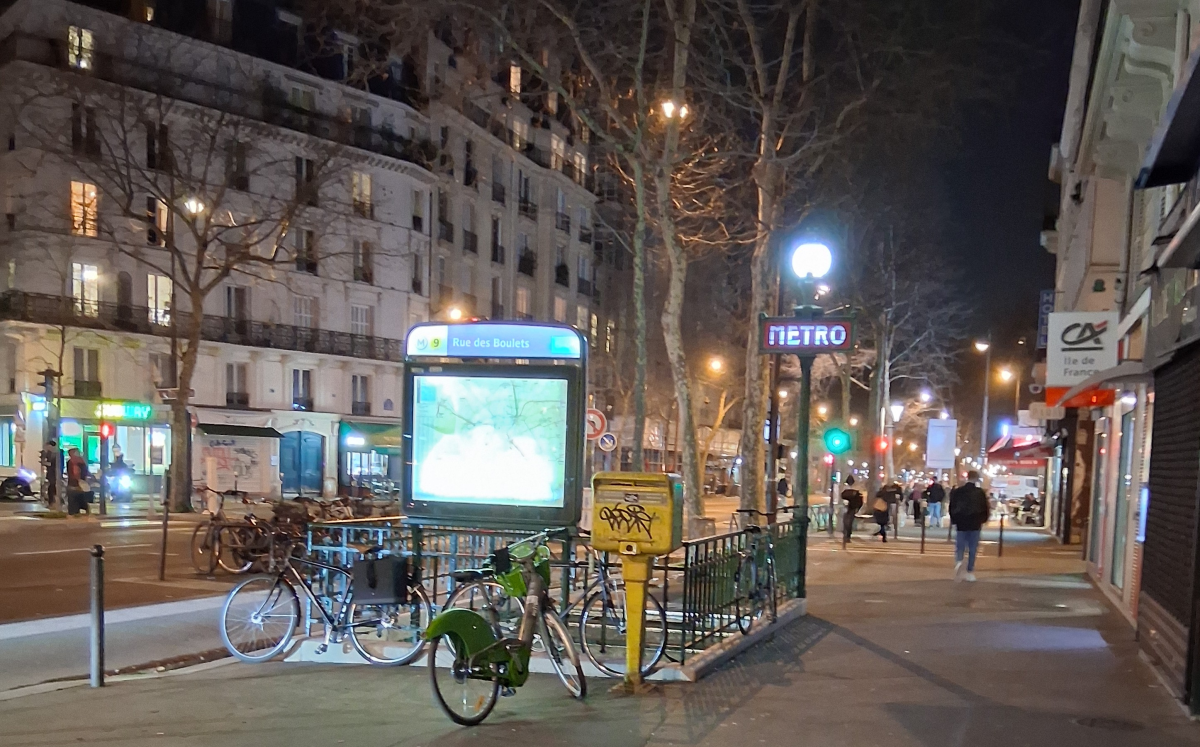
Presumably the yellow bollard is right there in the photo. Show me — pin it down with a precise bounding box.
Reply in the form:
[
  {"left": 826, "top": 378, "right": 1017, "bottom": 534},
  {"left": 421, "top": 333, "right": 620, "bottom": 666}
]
[{"left": 619, "top": 553, "right": 653, "bottom": 689}]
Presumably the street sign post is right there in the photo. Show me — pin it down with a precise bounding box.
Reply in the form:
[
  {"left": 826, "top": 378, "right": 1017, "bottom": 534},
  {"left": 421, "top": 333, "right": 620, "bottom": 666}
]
[
  {"left": 597, "top": 433, "right": 617, "bottom": 452},
  {"left": 585, "top": 408, "right": 607, "bottom": 441}
]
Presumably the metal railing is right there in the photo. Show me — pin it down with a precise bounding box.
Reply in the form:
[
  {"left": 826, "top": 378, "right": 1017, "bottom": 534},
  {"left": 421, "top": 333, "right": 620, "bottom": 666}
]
[
  {"left": 0, "top": 291, "right": 404, "bottom": 362},
  {"left": 672, "top": 516, "right": 807, "bottom": 662},
  {"left": 555, "top": 263, "right": 570, "bottom": 287},
  {"left": 518, "top": 252, "right": 537, "bottom": 276}
]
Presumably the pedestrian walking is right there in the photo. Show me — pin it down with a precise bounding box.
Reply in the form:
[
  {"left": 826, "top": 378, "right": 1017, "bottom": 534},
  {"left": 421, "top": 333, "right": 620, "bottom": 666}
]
[
  {"left": 65, "top": 447, "right": 92, "bottom": 516},
  {"left": 39, "top": 439, "right": 59, "bottom": 508},
  {"left": 871, "top": 488, "right": 891, "bottom": 542},
  {"left": 949, "top": 470, "right": 990, "bottom": 581},
  {"left": 841, "top": 476, "right": 864, "bottom": 542},
  {"left": 923, "top": 479, "right": 946, "bottom": 527},
  {"left": 777, "top": 475, "right": 790, "bottom": 501}
]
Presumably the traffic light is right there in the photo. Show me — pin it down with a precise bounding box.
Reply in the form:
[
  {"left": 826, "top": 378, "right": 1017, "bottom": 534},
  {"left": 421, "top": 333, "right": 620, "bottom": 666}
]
[
  {"left": 99, "top": 423, "right": 113, "bottom": 439},
  {"left": 875, "top": 436, "right": 890, "bottom": 453},
  {"left": 822, "top": 454, "right": 835, "bottom": 466},
  {"left": 823, "top": 427, "right": 852, "bottom": 454}
]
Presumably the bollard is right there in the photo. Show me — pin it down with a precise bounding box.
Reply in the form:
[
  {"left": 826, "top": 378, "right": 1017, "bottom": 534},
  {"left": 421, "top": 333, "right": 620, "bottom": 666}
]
[
  {"left": 90, "top": 544, "right": 105, "bottom": 688},
  {"left": 158, "top": 475, "right": 170, "bottom": 582},
  {"left": 619, "top": 555, "right": 652, "bottom": 689},
  {"left": 999, "top": 513, "right": 1005, "bottom": 558},
  {"left": 920, "top": 515, "right": 926, "bottom": 555}
]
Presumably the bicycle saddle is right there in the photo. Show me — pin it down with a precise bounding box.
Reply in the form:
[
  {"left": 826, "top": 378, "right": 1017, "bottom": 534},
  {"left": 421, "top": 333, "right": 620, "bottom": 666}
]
[
  {"left": 451, "top": 568, "right": 493, "bottom": 583},
  {"left": 744, "top": 525, "right": 765, "bottom": 535},
  {"left": 348, "top": 543, "right": 384, "bottom": 556}
]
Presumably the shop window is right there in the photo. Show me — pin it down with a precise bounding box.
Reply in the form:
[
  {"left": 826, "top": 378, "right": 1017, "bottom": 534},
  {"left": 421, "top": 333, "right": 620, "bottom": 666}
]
[{"left": 0, "top": 419, "right": 13, "bottom": 467}]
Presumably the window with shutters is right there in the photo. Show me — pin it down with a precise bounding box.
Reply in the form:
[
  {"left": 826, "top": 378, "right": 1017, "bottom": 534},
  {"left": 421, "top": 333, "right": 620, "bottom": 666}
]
[
  {"left": 71, "top": 262, "right": 99, "bottom": 316},
  {"left": 293, "top": 296, "right": 316, "bottom": 328},
  {"left": 73, "top": 347, "right": 100, "bottom": 397},
  {"left": 350, "top": 304, "right": 373, "bottom": 336}
]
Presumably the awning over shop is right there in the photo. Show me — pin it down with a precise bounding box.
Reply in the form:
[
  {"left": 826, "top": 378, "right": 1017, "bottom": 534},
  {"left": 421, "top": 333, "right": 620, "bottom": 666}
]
[
  {"left": 988, "top": 437, "right": 1053, "bottom": 465},
  {"left": 339, "top": 421, "right": 403, "bottom": 453},
  {"left": 197, "top": 424, "right": 283, "bottom": 438},
  {"left": 1051, "top": 360, "right": 1150, "bottom": 408}
]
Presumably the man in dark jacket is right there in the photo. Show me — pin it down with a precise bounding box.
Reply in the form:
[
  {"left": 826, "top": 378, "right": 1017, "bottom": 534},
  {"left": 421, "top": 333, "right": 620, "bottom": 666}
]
[
  {"left": 923, "top": 480, "right": 946, "bottom": 527},
  {"left": 949, "top": 471, "right": 989, "bottom": 581},
  {"left": 840, "top": 476, "right": 864, "bottom": 542}
]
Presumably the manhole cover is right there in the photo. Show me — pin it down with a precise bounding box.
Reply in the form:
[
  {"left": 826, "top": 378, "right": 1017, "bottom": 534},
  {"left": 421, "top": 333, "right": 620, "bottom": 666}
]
[{"left": 1072, "top": 717, "right": 1145, "bottom": 732}]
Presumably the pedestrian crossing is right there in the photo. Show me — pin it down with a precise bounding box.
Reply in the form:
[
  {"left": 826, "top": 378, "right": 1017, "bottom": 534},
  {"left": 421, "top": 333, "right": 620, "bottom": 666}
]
[{"left": 810, "top": 537, "right": 963, "bottom": 557}]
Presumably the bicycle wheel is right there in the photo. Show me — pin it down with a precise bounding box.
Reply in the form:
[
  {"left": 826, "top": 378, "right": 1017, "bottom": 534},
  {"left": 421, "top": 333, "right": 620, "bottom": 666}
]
[
  {"left": 428, "top": 632, "right": 500, "bottom": 726},
  {"left": 349, "top": 585, "right": 433, "bottom": 666},
  {"left": 540, "top": 610, "right": 587, "bottom": 698},
  {"left": 733, "top": 554, "right": 761, "bottom": 635},
  {"left": 190, "top": 521, "right": 219, "bottom": 575},
  {"left": 219, "top": 574, "right": 299, "bottom": 663},
  {"left": 443, "top": 580, "right": 524, "bottom": 639},
  {"left": 217, "top": 525, "right": 256, "bottom": 574},
  {"left": 578, "top": 582, "right": 668, "bottom": 677}
]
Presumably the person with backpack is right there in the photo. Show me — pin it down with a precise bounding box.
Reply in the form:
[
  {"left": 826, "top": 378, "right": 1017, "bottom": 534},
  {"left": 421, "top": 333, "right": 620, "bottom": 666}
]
[
  {"left": 840, "top": 476, "right": 864, "bottom": 542},
  {"left": 949, "top": 470, "right": 990, "bottom": 581},
  {"left": 871, "top": 486, "right": 893, "bottom": 542}
]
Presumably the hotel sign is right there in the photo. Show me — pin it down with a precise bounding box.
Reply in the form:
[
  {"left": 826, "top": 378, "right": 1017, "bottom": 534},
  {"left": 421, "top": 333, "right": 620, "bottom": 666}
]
[{"left": 759, "top": 316, "right": 855, "bottom": 355}]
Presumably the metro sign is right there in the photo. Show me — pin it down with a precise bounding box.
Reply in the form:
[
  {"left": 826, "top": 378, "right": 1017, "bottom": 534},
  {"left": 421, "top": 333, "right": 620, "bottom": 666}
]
[{"left": 759, "top": 316, "right": 855, "bottom": 355}]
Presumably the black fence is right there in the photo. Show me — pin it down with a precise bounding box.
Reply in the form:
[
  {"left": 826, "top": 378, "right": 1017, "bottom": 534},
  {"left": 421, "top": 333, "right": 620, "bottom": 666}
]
[{"left": 0, "top": 291, "right": 404, "bottom": 363}]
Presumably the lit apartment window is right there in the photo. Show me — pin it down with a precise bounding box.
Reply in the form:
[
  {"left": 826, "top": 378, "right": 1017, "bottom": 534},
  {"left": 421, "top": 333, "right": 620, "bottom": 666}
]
[
  {"left": 71, "top": 262, "right": 99, "bottom": 317},
  {"left": 551, "top": 135, "right": 565, "bottom": 170},
  {"left": 143, "top": 0, "right": 156, "bottom": 22},
  {"left": 293, "top": 296, "right": 315, "bottom": 328},
  {"left": 67, "top": 26, "right": 94, "bottom": 70},
  {"left": 512, "top": 120, "right": 529, "bottom": 151},
  {"left": 590, "top": 313, "right": 599, "bottom": 342},
  {"left": 554, "top": 295, "right": 566, "bottom": 322},
  {"left": 572, "top": 152, "right": 588, "bottom": 184},
  {"left": 146, "top": 197, "right": 168, "bottom": 245},
  {"left": 350, "top": 304, "right": 373, "bottom": 336},
  {"left": 70, "top": 181, "right": 98, "bottom": 237},
  {"left": 516, "top": 286, "right": 531, "bottom": 318},
  {"left": 288, "top": 86, "right": 316, "bottom": 111},
  {"left": 147, "top": 273, "right": 171, "bottom": 325},
  {"left": 605, "top": 319, "right": 616, "bottom": 353},
  {"left": 509, "top": 62, "right": 521, "bottom": 95},
  {"left": 547, "top": 90, "right": 558, "bottom": 115},
  {"left": 352, "top": 171, "right": 372, "bottom": 217}
]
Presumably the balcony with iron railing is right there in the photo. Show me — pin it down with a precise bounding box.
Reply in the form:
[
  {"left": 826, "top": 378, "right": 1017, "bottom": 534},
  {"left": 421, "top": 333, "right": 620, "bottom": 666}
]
[
  {"left": 74, "top": 380, "right": 102, "bottom": 398},
  {"left": 463, "top": 230, "right": 479, "bottom": 254},
  {"left": 518, "top": 199, "right": 538, "bottom": 221},
  {"left": 0, "top": 291, "right": 405, "bottom": 362},
  {"left": 491, "top": 303, "right": 505, "bottom": 319},
  {"left": 492, "top": 243, "right": 506, "bottom": 264},
  {"left": 353, "top": 266, "right": 374, "bottom": 285},
  {"left": 292, "top": 397, "right": 314, "bottom": 412},
  {"left": 556, "top": 212, "right": 571, "bottom": 233},
  {"left": 555, "top": 263, "right": 570, "bottom": 287},
  {"left": 578, "top": 278, "right": 594, "bottom": 297},
  {"left": 226, "top": 392, "right": 250, "bottom": 408},
  {"left": 518, "top": 252, "right": 537, "bottom": 277},
  {"left": 351, "top": 401, "right": 372, "bottom": 416},
  {"left": 438, "top": 220, "right": 454, "bottom": 243},
  {"left": 353, "top": 199, "right": 374, "bottom": 219},
  {"left": 464, "top": 165, "right": 478, "bottom": 188},
  {"left": 579, "top": 226, "right": 593, "bottom": 244}
]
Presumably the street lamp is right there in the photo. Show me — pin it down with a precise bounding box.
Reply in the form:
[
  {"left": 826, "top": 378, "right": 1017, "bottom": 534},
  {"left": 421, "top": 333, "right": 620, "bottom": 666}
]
[
  {"left": 974, "top": 338, "right": 992, "bottom": 462},
  {"left": 660, "top": 100, "right": 689, "bottom": 120},
  {"left": 999, "top": 365, "right": 1022, "bottom": 415},
  {"left": 849, "top": 416, "right": 860, "bottom": 426},
  {"left": 889, "top": 402, "right": 905, "bottom": 423},
  {"left": 919, "top": 390, "right": 932, "bottom": 403},
  {"left": 708, "top": 356, "right": 724, "bottom": 373},
  {"left": 817, "top": 404, "right": 828, "bottom": 417},
  {"left": 447, "top": 307, "right": 464, "bottom": 321},
  {"left": 183, "top": 197, "right": 206, "bottom": 215},
  {"left": 790, "top": 242, "right": 833, "bottom": 282}
]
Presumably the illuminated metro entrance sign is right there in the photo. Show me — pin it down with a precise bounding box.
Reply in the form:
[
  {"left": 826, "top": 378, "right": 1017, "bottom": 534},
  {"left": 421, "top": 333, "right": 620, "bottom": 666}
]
[{"left": 759, "top": 317, "right": 855, "bottom": 354}]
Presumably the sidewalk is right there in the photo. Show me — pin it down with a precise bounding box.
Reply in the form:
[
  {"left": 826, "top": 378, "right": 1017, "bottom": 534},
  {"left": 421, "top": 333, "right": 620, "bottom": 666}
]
[{"left": 1, "top": 530, "right": 1194, "bottom": 746}]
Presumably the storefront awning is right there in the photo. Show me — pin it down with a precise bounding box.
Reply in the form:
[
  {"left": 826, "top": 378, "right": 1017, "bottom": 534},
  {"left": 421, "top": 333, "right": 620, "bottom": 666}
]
[
  {"left": 339, "top": 421, "right": 403, "bottom": 453},
  {"left": 988, "top": 441, "right": 1054, "bottom": 465},
  {"left": 1052, "top": 360, "right": 1151, "bottom": 407},
  {"left": 197, "top": 424, "right": 283, "bottom": 438}
]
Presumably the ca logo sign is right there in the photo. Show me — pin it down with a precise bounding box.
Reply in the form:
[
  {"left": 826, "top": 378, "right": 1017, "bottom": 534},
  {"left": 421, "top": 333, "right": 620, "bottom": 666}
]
[{"left": 1060, "top": 321, "right": 1107, "bottom": 352}]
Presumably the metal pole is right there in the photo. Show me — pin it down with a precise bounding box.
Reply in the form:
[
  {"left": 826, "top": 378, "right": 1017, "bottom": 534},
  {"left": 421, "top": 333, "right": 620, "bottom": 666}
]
[
  {"left": 158, "top": 475, "right": 170, "bottom": 581},
  {"left": 827, "top": 462, "right": 835, "bottom": 536},
  {"left": 796, "top": 356, "right": 813, "bottom": 518},
  {"left": 98, "top": 429, "right": 108, "bottom": 516},
  {"left": 920, "top": 511, "right": 926, "bottom": 554},
  {"left": 766, "top": 355, "right": 781, "bottom": 514},
  {"left": 999, "top": 512, "right": 1005, "bottom": 558},
  {"left": 90, "top": 544, "right": 105, "bottom": 687},
  {"left": 980, "top": 343, "right": 991, "bottom": 462}
]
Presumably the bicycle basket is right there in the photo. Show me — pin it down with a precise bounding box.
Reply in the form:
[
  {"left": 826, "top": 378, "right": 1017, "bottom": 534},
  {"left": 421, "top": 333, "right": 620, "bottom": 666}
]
[
  {"left": 351, "top": 554, "right": 413, "bottom": 605},
  {"left": 494, "top": 544, "right": 551, "bottom": 597}
]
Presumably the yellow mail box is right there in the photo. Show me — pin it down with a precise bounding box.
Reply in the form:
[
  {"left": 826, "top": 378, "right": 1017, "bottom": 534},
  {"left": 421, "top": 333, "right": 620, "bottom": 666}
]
[{"left": 590, "top": 472, "right": 684, "bottom": 556}]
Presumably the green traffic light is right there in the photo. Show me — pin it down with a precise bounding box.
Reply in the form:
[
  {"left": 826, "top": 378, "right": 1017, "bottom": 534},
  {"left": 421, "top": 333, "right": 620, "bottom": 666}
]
[{"left": 823, "top": 427, "right": 852, "bottom": 454}]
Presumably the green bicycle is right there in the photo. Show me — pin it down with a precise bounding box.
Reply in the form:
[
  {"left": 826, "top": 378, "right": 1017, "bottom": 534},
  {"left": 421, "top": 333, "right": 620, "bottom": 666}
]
[{"left": 425, "top": 528, "right": 586, "bottom": 725}]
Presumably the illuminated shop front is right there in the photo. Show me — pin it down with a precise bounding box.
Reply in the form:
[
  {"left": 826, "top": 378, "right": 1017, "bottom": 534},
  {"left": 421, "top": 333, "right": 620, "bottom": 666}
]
[
  {"left": 338, "top": 420, "right": 402, "bottom": 496},
  {"left": 57, "top": 399, "right": 171, "bottom": 496}
]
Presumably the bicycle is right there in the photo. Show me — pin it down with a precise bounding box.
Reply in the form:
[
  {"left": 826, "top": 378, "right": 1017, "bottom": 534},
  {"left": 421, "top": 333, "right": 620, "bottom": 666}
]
[
  {"left": 426, "top": 528, "right": 586, "bottom": 726},
  {"left": 219, "top": 538, "right": 432, "bottom": 666},
  {"left": 564, "top": 542, "right": 669, "bottom": 678},
  {"left": 732, "top": 508, "right": 779, "bottom": 635}
]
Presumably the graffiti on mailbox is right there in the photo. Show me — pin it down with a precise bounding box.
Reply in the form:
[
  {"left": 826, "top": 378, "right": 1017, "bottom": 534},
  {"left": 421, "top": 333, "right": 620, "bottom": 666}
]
[{"left": 597, "top": 494, "right": 656, "bottom": 540}]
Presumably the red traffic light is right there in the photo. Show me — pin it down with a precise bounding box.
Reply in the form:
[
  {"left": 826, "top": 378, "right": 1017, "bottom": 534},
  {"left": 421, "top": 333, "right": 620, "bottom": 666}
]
[
  {"left": 875, "top": 436, "right": 889, "bottom": 453},
  {"left": 99, "top": 423, "right": 113, "bottom": 439},
  {"left": 822, "top": 454, "right": 835, "bottom": 466}
]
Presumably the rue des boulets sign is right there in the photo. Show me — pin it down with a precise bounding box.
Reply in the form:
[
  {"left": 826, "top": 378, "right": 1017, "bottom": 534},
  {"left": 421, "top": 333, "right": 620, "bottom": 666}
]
[{"left": 759, "top": 316, "right": 855, "bottom": 355}]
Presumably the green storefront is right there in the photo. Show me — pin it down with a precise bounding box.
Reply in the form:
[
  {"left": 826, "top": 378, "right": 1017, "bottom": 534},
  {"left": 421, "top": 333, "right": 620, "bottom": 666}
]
[
  {"left": 338, "top": 420, "right": 402, "bottom": 496},
  {"left": 58, "top": 398, "right": 171, "bottom": 496}
]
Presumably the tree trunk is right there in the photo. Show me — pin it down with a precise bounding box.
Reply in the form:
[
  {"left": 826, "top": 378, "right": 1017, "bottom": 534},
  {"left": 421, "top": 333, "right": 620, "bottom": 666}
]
[
  {"left": 629, "top": 158, "right": 649, "bottom": 471},
  {"left": 654, "top": 168, "right": 703, "bottom": 533},
  {"left": 169, "top": 306, "right": 202, "bottom": 512},
  {"left": 737, "top": 170, "right": 778, "bottom": 510}
]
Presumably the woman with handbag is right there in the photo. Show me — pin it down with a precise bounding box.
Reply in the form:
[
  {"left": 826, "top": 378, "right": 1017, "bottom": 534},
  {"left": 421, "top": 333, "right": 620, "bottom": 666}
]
[{"left": 871, "top": 489, "right": 891, "bottom": 542}]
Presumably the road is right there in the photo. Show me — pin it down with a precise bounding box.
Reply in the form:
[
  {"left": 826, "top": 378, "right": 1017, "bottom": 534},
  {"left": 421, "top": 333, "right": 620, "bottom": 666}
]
[{"left": 0, "top": 501, "right": 236, "bottom": 622}]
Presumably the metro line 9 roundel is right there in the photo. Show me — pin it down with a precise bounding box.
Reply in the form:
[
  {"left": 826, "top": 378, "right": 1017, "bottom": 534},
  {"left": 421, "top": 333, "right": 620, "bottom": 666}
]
[{"left": 759, "top": 316, "right": 855, "bottom": 355}]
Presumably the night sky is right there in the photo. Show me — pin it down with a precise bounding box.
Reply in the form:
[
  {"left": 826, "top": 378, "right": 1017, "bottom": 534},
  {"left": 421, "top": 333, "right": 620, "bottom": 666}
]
[{"left": 939, "top": 0, "right": 1080, "bottom": 439}]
